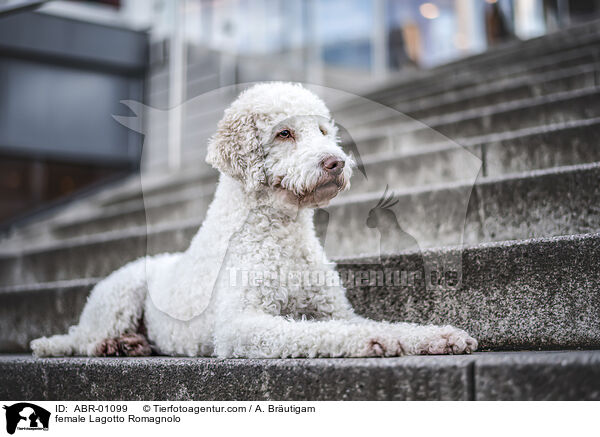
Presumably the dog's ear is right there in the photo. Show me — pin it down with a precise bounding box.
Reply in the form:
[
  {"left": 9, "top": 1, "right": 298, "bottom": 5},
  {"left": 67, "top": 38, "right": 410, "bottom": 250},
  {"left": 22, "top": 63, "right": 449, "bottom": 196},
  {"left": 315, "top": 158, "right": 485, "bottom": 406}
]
[{"left": 206, "top": 109, "right": 266, "bottom": 192}]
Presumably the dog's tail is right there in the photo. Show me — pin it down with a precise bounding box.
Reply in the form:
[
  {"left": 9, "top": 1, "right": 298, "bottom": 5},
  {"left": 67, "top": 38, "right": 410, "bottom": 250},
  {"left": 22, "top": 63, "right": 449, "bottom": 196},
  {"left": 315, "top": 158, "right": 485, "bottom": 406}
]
[{"left": 30, "top": 258, "right": 149, "bottom": 357}]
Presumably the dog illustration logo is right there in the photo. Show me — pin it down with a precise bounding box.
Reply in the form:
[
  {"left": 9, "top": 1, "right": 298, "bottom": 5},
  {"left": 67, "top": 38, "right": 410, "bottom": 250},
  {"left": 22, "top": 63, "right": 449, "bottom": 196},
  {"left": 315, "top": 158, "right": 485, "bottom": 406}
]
[{"left": 3, "top": 403, "right": 50, "bottom": 434}]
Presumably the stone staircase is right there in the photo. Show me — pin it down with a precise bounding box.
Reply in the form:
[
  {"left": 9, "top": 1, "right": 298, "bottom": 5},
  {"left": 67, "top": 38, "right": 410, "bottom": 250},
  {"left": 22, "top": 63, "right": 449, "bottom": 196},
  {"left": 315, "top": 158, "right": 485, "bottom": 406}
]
[{"left": 1, "top": 20, "right": 600, "bottom": 400}]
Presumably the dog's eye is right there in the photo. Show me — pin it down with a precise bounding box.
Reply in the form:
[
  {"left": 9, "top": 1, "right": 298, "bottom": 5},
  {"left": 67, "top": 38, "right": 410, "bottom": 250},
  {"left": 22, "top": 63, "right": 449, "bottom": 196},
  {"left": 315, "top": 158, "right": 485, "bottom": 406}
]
[
  {"left": 319, "top": 126, "right": 327, "bottom": 136},
  {"left": 277, "top": 129, "right": 292, "bottom": 139}
]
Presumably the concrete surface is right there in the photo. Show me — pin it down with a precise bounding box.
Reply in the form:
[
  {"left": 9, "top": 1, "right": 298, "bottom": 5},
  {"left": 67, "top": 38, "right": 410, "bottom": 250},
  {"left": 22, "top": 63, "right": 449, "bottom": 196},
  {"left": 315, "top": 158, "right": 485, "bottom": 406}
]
[
  {"left": 1, "top": 351, "right": 599, "bottom": 401},
  {"left": 338, "top": 232, "right": 600, "bottom": 350}
]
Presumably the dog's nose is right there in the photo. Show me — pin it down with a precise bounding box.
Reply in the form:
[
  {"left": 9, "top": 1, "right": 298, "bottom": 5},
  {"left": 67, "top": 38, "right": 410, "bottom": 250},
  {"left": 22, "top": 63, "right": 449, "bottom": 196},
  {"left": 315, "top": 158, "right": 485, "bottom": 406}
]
[{"left": 322, "top": 156, "right": 345, "bottom": 176}]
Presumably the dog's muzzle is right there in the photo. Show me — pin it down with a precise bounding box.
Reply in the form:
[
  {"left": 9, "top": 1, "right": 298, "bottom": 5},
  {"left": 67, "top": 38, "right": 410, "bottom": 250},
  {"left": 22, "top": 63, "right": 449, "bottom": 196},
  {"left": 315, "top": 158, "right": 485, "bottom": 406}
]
[
  {"left": 308, "top": 176, "right": 347, "bottom": 207},
  {"left": 271, "top": 155, "right": 350, "bottom": 208}
]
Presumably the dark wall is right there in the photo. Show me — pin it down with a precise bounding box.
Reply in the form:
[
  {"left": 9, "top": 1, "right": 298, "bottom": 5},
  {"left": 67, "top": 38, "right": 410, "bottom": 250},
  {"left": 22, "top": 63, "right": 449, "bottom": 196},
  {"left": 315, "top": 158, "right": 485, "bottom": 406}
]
[{"left": 0, "top": 11, "right": 148, "bottom": 226}]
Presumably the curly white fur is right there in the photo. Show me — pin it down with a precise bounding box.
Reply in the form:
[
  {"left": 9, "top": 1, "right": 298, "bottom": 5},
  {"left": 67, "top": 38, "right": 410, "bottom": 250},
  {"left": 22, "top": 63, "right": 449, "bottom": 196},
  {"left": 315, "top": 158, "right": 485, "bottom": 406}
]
[{"left": 31, "top": 82, "right": 477, "bottom": 358}]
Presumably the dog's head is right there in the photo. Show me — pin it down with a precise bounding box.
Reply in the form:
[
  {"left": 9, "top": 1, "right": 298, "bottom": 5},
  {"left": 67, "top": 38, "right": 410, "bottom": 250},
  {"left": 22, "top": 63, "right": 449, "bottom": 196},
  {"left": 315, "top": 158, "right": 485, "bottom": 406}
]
[{"left": 206, "top": 82, "right": 354, "bottom": 208}]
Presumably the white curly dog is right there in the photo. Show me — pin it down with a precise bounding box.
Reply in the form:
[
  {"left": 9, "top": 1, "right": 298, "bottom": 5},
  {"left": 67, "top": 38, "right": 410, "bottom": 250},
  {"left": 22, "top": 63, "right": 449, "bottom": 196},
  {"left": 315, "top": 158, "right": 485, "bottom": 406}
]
[{"left": 31, "top": 82, "right": 477, "bottom": 358}]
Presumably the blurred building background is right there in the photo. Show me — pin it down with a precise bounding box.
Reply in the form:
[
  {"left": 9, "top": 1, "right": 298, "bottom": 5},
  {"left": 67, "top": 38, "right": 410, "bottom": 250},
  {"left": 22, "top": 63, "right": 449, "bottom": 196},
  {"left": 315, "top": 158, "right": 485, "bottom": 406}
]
[{"left": 1, "top": 0, "right": 599, "bottom": 225}]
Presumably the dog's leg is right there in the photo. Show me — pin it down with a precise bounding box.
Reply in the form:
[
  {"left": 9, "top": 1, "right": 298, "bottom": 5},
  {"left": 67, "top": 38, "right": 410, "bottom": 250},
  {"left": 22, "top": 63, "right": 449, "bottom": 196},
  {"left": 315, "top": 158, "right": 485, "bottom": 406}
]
[
  {"left": 31, "top": 257, "right": 150, "bottom": 357},
  {"left": 213, "top": 312, "right": 476, "bottom": 358},
  {"left": 303, "top": 285, "right": 477, "bottom": 356},
  {"left": 350, "top": 319, "right": 477, "bottom": 355}
]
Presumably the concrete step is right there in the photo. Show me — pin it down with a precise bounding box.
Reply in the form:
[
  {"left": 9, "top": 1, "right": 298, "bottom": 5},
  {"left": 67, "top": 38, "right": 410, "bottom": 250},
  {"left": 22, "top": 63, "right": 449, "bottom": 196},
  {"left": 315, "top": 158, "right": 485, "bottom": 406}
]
[
  {"left": 0, "top": 219, "right": 198, "bottom": 286},
  {"left": 99, "top": 167, "right": 217, "bottom": 208},
  {"left": 337, "top": 41, "right": 600, "bottom": 124},
  {"left": 1, "top": 162, "right": 597, "bottom": 285},
  {"left": 383, "top": 46, "right": 598, "bottom": 106},
  {"left": 1, "top": 230, "right": 598, "bottom": 353},
  {"left": 0, "top": 174, "right": 147, "bottom": 253},
  {"left": 1, "top": 350, "right": 599, "bottom": 400},
  {"left": 52, "top": 185, "right": 215, "bottom": 239},
  {"left": 0, "top": 167, "right": 217, "bottom": 251},
  {"left": 353, "top": 117, "right": 600, "bottom": 192},
  {"left": 435, "top": 18, "right": 600, "bottom": 72},
  {"left": 338, "top": 231, "right": 600, "bottom": 351},
  {"left": 341, "top": 63, "right": 599, "bottom": 126},
  {"left": 353, "top": 31, "right": 600, "bottom": 111},
  {"left": 0, "top": 278, "right": 99, "bottom": 353},
  {"left": 404, "top": 64, "right": 600, "bottom": 120},
  {"left": 421, "top": 19, "right": 600, "bottom": 79},
  {"left": 36, "top": 118, "right": 600, "bottom": 239},
  {"left": 323, "top": 162, "right": 600, "bottom": 255},
  {"left": 353, "top": 87, "right": 600, "bottom": 150}
]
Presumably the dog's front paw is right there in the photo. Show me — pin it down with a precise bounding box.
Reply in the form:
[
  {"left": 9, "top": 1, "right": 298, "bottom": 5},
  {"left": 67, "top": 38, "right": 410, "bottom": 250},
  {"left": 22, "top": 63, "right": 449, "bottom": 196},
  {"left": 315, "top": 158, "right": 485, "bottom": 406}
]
[
  {"left": 414, "top": 326, "right": 478, "bottom": 355},
  {"left": 95, "top": 338, "right": 120, "bottom": 356},
  {"left": 118, "top": 333, "right": 152, "bottom": 356},
  {"left": 95, "top": 333, "right": 152, "bottom": 357},
  {"left": 365, "top": 337, "right": 404, "bottom": 357}
]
